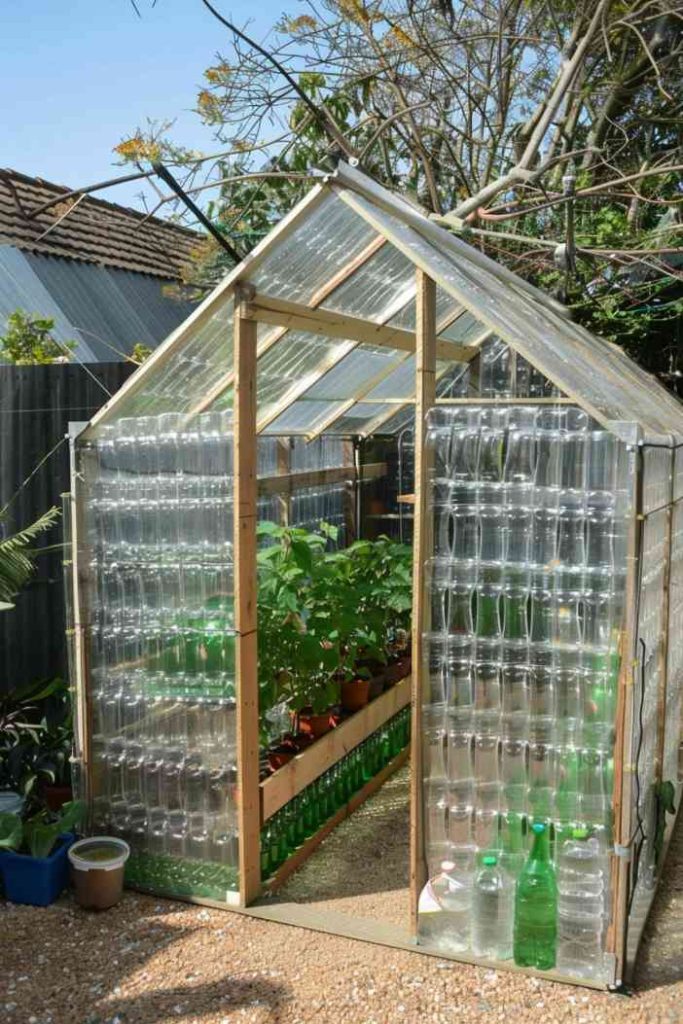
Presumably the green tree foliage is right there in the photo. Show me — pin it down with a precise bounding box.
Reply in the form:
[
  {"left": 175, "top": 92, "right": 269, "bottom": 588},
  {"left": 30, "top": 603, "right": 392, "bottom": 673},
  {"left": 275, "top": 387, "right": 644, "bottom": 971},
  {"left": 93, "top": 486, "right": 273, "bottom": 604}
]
[{"left": 0, "top": 311, "right": 76, "bottom": 365}]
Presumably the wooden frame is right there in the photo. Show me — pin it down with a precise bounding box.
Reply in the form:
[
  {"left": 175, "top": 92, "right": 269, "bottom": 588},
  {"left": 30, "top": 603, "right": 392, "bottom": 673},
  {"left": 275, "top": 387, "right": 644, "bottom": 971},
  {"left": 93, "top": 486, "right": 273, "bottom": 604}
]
[
  {"left": 67, "top": 427, "right": 93, "bottom": 813},
  {"left": 410, "top": 269, "right": 437, "bottom": 932},
  {"left": 607, "top": 430, "right": 643, "bottom": 985},
  {"left": 243, "top": 292, "right": 471, "bottom": 363},
  {"left": 233, "top": 287, "right": 262, "bottom": 906}
]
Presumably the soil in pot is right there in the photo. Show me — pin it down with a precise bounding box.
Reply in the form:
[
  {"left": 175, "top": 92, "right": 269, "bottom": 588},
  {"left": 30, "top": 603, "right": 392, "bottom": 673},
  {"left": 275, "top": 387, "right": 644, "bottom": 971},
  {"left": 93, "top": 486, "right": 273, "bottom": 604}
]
[
  {"left": 341, "top": 677, "right": 370, "bottom": 713},
  {"left": 68, "top": 836, "right": 129, "bottom": 910}
]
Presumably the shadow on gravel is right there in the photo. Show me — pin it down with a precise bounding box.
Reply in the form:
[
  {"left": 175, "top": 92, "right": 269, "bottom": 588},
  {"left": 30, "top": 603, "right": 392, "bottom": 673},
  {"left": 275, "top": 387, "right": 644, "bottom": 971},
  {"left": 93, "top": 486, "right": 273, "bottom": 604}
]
[
  {"left": 632, "top": 805, "right": 683, "bottom": 992},
  {"left": 98, "top": 974, "right": 289, "bottom": 1024}
]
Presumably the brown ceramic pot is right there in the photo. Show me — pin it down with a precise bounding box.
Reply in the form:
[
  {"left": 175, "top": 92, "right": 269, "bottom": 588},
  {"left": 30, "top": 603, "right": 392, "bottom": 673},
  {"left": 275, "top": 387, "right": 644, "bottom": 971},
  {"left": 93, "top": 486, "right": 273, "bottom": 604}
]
[
  {"left": 295, "top": 708, "right": 333, "bottom": 739},
  {"left": 341, "top": 677, "right": 371, "bottom": 713}
]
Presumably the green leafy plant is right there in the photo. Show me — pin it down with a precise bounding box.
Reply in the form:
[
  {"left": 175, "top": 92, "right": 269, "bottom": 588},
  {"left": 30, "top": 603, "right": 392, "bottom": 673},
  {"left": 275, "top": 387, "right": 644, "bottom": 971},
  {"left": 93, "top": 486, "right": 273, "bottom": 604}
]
[
  {"left": 0, "top": 506, "right": 61, "bottom": 610},
  {"left": 0, "top": 310, "right": 76, "bottom": 365},
  {"left": 256, "top": 521, "right": 412, "bottom": 738},
  {"left": 0, "top": 677, "right": 73, "bottom": 800},
  {"left": 0, "top": 800, "right": 85, "bottom": 859}
]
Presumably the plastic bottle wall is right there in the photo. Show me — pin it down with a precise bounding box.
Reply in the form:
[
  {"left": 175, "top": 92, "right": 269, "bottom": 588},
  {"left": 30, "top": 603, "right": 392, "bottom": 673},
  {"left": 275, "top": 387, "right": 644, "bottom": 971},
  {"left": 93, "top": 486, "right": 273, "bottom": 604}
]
[
  {"left": 418, "top": 403, "right": 632, "bottom": 982},
  {"left": 71, "top": 419, "right": 349, "bottom": 901}
]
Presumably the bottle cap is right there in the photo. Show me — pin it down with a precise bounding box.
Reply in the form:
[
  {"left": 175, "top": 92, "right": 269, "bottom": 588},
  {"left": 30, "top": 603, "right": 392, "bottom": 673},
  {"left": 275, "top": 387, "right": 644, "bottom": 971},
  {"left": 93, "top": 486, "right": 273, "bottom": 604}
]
[
  {"left": 531, "top": 822, "right": 546, "bottom": 835},
  {"left": 572, "top": 827, "right": 589, "bottom": 840},
  {"left": 482, "top": 854, "right": 497, "bottom": 866}
]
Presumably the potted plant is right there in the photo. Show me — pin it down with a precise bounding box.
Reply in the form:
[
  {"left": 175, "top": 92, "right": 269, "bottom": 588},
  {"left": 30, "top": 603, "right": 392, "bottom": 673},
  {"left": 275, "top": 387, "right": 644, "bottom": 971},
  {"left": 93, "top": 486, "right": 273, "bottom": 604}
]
[
  {"left": 0, "top": 800, "right": 85, "bottom": 906},
  {"left": 0, "top": 677, "right": 73, "bottom": 813}
]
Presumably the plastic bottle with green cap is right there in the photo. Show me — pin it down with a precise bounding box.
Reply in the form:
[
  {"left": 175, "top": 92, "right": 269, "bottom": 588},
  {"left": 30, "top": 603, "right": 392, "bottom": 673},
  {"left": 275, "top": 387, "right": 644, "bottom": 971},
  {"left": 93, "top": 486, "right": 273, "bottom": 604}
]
[
  {"left": 556, "top": 826, "right": 606, "bottom": 979},
  {"left": 513, "top": 821, "right": 558, "bottom": 970},
  {"left": 472, "top": 852, "right": 514, "bottom": 960}
]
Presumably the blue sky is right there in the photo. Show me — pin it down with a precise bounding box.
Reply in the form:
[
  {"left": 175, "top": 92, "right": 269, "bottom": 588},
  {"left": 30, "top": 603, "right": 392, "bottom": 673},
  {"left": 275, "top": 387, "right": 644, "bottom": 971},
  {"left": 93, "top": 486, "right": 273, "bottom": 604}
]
[{"left": 1, "top": 0, "right": 287, "bottom": 209}]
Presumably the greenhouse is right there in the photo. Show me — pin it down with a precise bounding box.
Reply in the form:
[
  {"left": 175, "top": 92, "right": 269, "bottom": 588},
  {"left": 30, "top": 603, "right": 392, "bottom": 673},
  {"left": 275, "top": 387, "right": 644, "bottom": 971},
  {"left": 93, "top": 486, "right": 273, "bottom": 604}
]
[{"left": 65, "top": 162, "right": 683, "bottom": 990}]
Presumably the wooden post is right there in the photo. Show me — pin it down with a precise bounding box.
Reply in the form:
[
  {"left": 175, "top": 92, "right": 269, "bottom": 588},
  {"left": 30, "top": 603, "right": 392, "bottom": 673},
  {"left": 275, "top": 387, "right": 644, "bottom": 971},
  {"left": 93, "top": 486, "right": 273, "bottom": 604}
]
[
  {"left": 234, "top": 285, "right": 262, "bottom": 906},
  {"left": 410, "top": 270, "right": 436, "bottom": 935},
  {"left": 343, "top": 439, "right": 357, "bottom": 542},
  {"left": 68, "top": 428, "right": 93, "bottom": 816},
  {"left": 276, "top": 439, "right": 291, "bottom": 525},
  {"left": 608, "top": 430, "right": 643, "bottom": 983},
  {"left": 655, "top": 443, "right": 676, "bottom": 784}
]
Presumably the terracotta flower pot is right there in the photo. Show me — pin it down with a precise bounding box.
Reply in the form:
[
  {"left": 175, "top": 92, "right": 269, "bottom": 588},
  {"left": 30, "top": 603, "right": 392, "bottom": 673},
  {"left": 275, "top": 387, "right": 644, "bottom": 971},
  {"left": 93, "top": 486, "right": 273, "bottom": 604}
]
[
  {"left": 341, "top": 677, "right": 371, "bottom": 713},
  {"left": 294, "top": 708, "right": 333, "bottom": 739},
  {"left": 267, "top": 745, "right": 297, "bottom": 772}
]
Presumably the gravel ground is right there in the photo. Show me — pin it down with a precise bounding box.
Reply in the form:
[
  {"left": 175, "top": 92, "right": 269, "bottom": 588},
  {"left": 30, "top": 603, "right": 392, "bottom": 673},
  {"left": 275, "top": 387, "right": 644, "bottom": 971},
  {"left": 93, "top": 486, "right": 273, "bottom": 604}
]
[
  {"left": 275, "top": 763, "right": 410, "bottom": 926},
  {"left": 1, "top": 776, "right": 681, "bottom": 1024}
]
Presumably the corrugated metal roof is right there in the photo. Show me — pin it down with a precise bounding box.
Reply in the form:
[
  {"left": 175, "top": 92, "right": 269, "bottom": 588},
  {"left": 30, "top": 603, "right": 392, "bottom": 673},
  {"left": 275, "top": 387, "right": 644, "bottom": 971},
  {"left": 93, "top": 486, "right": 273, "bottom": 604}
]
[
  {"left": 0, "top": 168, "right": 200, "bottom": 278},
  {"left": 0, "top": 246, "right": 196, "bottom": 362}
]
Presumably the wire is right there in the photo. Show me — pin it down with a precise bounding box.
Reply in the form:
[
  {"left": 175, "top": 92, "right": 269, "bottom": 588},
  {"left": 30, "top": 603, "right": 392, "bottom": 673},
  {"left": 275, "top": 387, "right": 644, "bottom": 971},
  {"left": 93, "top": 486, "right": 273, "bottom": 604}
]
[
  {"left": 627, "top": 636, "right": 649, "bottom": 916},
  {"left": 0, "top": 435, "right": 67, "bottom": 518}
]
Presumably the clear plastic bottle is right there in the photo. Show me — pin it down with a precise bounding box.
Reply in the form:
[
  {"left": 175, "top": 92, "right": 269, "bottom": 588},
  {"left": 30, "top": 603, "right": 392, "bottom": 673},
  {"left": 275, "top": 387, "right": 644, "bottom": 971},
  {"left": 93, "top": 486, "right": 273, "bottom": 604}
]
[
  {"left": 472, "top": 853, "right": 514, "bottom": 960},
  {"left": 430, "top": 857, "right": 474, "bottom": 953},
  {"left": 556, "top": 828, "right": 605, "bottom": 979}
]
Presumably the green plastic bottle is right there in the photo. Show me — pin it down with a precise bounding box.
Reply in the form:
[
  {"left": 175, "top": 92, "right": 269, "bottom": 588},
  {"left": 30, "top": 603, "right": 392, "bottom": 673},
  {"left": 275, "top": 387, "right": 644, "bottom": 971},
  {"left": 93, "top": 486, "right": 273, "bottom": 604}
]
[{"left": 513, "top": 821, "right": 558, "bottom": 970}]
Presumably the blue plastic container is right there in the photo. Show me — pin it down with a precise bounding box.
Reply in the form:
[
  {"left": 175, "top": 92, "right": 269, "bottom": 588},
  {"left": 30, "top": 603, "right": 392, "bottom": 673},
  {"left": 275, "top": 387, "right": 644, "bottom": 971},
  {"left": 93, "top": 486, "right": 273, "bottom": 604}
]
[{"left": 0, "top": 834, "right": 75, "bottom": 906}]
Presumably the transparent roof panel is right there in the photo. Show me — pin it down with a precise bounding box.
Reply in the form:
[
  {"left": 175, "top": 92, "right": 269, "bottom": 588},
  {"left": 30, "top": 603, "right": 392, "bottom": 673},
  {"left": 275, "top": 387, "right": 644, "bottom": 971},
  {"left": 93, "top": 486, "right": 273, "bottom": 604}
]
[
  {"left": 86, "top": 166, "right": 683, "bottom": 442},
  {"left": 248, "top": 190, "right": 378, "bottom": 305},
  {"left": 336, "top": 182, "right": 683, "bottom": 436},
  {"left": 263, "top": 399, "right": 348, "bottom": 435},
  {"left": 255, "top": 331, "right": 354, "bottom": 424},
  {"left": 331, "top": 401, "right": 398, "bottom": 435},
  {"left": 305, "top": 344, "right": 404, "bottom": 401}
]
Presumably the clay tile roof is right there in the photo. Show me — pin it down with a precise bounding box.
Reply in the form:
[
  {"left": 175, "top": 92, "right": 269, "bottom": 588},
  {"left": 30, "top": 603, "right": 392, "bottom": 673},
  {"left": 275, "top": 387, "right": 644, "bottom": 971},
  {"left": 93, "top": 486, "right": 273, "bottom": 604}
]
[{"left": 0, "top": 168, "right": 201, "bottom": 280}]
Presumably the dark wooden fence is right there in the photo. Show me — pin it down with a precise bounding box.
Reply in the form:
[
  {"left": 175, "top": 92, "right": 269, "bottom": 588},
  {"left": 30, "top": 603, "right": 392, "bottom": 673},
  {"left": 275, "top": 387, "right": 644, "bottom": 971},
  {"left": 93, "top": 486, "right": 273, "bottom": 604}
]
[{"left": 0, "top": 363, "right": 135, "bottom": 693}]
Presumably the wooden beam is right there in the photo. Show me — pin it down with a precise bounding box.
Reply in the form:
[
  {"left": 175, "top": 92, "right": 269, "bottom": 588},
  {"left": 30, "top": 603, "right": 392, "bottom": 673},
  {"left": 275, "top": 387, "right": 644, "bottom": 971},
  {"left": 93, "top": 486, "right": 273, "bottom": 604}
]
[
  {"left": 608, "top": 431, "right": 643, "bottom": 982},
  {"left": 233, "top": 289, "right": 262, "bottom": 907},
  {"left": 276, "top": 439, "right": 291, "bottom": 525},
  {"left": 410, "top": 269, "right": 436, "bottom": 935},
  {"left": 262, "top": 745, "right": 409, "bottom": 894},
  {"left": 435, "top": 396, "right": 573, "bottom": 405},
  {"left": 655, "top": 445, "right": 676, "bottom": 783},
  {"left": 257, "top": 461, "right": 386, "bottom": 495},
  {"left": 188, "top": 235, "right": 387, "bottom": 419},
  {"left": 68, "top": 436, "right": 93, "bottom": 815},
  {"left": 260, "top": 673, "right": 412, "bottom": 822},
  {"left": 244, "top": 292, "right": 471, "bottom": 362}
]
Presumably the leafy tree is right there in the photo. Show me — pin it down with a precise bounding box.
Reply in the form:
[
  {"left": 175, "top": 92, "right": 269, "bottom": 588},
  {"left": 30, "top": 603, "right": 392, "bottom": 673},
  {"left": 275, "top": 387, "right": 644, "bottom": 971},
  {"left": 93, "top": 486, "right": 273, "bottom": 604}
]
[
  {"left": 130, "top": 342, "right": 153, "bottom": 364},
  {"left": 120, "top": 0, "right": 682, "bottom": 387},
  {"left": 0, "top": 311, "right": 76, "bottom": 365}
]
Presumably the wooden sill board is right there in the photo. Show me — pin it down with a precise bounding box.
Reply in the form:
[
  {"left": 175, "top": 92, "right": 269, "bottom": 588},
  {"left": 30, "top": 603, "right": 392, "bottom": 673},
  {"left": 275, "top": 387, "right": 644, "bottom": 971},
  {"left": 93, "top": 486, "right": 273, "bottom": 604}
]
[{"left": 260, "top": 673, "right": 412, "bottom": 822}]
